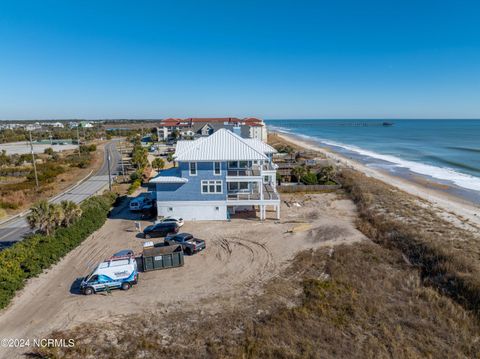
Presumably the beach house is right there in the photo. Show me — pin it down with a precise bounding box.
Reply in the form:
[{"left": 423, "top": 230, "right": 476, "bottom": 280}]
[
  {"left": 156, "top": 117, "right": 268, "bottom": 142},
  {"left": 150, "top": 129, "right": 280, "bottom": 221}
]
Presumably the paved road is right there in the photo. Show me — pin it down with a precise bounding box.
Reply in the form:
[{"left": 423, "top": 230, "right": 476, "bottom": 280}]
[{"left": 0, "top": 141, "right": 122, "bottom": 249}]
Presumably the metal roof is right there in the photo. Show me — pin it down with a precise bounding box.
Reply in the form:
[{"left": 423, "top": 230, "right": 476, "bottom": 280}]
[
  {"left": 174, "top": 129, "right": 268, "bottom": 161},
  {"left": 149, "top": 176, "right": 188, "bottom": 184},
  {"left": 149, "top": 167, "right": 188, "bottom": 183},
  {"left": 175, "top": 138, "right": 205, "bottom": 157},
  {"left": 242, "top": 138, "right": 277, "bottom": 154}
]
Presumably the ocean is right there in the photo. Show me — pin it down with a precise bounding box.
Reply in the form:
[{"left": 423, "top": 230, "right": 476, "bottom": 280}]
[{"left": 265, "top": 119, "right": 480, "bottom": 204}]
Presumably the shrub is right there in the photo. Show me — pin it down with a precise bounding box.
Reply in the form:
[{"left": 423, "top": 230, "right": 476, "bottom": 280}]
[
  {"left": 0, "top": 190, "right": 27, "bottom": 209},
  {"left": 300, "top": 171, "right": 318, "bottom": 185},
  {"left": 151, "top": 158, "right": 165, "bottom": 171},
  {"left": 127, "top": 179, "right": 141, "bottom": 195},
  {"left": 317, "top": 165, "right": 337, "bottom": 184},
  {"left": 26, "top": 162, "right": 65, "bottom": 183},
  {"left": 80, "top": 144, "right": 96, "bottom": 153},
  {"left": 0, "top": 192, "right": 116, "bottom": 309},
  {"left": 130, "top": 171, "right": 140, "bottom": 181}
]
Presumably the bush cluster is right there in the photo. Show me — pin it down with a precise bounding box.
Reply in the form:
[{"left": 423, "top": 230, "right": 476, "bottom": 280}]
[
  {"left": 27, "top": 162, "right": 65, "bottom": 183},
  {"left": 80, "top": 144, "right": 97, "bottom": 153},
  {"left": 0, "top": 192, "right": 116, "bottom": 309},
  {"left": 127, "top": 179, "right": 141, "bottom": 194}
]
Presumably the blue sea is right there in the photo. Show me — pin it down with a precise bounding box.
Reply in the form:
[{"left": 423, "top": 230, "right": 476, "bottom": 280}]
[{"left": 265, "top": 119, "right": 480, "bottom": 204}]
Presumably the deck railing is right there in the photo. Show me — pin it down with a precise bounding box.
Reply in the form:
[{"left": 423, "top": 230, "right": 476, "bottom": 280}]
[
  {"left": 226, "top": 169, "right": 261, "bottom": 177},
  {"left": 227, "top": 185, "right": 279, "bottom": 201}
]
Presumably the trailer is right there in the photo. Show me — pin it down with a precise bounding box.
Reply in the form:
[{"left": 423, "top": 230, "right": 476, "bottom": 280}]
[{"left": 139, "top": 244, "right": 184, "bottom": 272}]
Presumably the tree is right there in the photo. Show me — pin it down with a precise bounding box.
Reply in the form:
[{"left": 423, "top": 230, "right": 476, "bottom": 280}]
[
  {"left": 60, "top": 200, "right": 82, "bottom": 226},
  {"left": 317, "top": 165, "right": 337, "bottom": 184},
  {"left": 27, "top": 200, "right": 64, "bottom": 235},
  {"left": 301, "top": 171, "right": 318, "bottom": 185},
  {"left": 131, "top": 145, "right": 148, "bottom": 169},
  {"left": 167, "top": 153, "right": 175, "bottom": 163},
  {"left": 151, "top": 158, "right": 165, "bottom": 171},
  {"left": 171, "top": 129, "right": 180, "bottom": 140},
  {"left": 0, "top": 150, "right": 10, "bottom": 166},
  {"left": 291, "top": 166, "right": 307, "bottom": 184},
  {"left": 44, "top": 147, "right": 54, "bottom": 156}
]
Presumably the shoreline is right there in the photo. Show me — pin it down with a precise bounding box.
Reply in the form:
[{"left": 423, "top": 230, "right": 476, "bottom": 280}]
[{"left": 272, "top": 131, "right": 480, "bottom": 228}]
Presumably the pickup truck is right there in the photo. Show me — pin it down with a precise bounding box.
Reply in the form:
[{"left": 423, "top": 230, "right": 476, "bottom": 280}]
[{"left": 164, "top": 233, "right": 206, "bottom": 255}]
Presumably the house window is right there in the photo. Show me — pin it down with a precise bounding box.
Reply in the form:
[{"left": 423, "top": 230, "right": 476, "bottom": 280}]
[
  {"left": 189, "top": 162, "right": 197, "bottom": 176},
  {"left": 227, "top": 182, "right": 249, "bottom": 192},
  {"left": 201, "top": 180, "right": 222, "bottom": 194},
  {"left": 228, "top": 161, "right": 250, "bottom": 169},
  {"left": 213, "top": 162, "right": 221, "bottom": 175}
]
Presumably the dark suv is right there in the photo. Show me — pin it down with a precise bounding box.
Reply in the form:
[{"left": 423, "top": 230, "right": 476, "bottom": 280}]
[{"left": 143, "top": 222, "right": 179, "bottom": 239}]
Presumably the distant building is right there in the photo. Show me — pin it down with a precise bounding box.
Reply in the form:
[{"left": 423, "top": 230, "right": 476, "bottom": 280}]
[
  {"left": 156, "top": 117, "right": 268, "bottom": 142},
  {"left": 42, "top": 121, "right": 64, "bottom": 128},
  {"left": 150, "top": 129, "right": 279, "bottom": 221}
]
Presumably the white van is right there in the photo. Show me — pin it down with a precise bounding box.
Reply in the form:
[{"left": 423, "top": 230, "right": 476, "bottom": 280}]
[{"left": 80, "top": 256, "right": 138, "bottom": 295}]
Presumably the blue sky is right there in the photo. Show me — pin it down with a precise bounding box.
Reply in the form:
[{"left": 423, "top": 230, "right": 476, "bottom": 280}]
[{"left": 0, "top": 0, "right": 479, "bottom": 119}]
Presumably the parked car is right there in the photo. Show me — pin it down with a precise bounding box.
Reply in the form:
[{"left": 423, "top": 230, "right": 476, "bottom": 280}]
[
  {"left": 165, "top": 233, "right": 206, "bottom": 255},
  {"left": 143, "top": 222, "right": 179, "bottom": 239},
  {"left": 155, "top": 216, "right": 184, "bottom": 227},
  {"left": 80, "top": 256, "right": 138, "bottom": 295},
  {"left": 129, "top": 196, "right": 154, "bottom": 211}
]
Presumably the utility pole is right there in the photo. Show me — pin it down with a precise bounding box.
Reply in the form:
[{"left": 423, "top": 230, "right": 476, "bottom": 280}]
[
  {"left": 120, "top": 142, "right": 125, "bottom": 179},
  {"left": 107, "top": 150, "right": 112, "bottom": 191},
  {"left": 28, "top": 131, "right": 39, "bottom": 190},
  {"left": 76, "top": 125, "right": 81, "bottom": 159}
]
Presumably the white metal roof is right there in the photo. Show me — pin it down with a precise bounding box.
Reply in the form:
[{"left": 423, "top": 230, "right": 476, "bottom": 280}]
[
  {"left": 175, "top": 138, "right": 205, "bottom": 157},
  {"left": 174, "top": 129, "right": 268, "bottom": 161},
  {"left": 242, "top": 138, "right": 277, "bottom": 154},
  {"left": 149, "top": 176, "right": 188, "bottom": 184}
]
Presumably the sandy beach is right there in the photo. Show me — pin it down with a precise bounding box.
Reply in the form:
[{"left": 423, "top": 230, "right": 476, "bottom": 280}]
[{"left": 274, "top": 132, "right": 480, "bottom": 229}]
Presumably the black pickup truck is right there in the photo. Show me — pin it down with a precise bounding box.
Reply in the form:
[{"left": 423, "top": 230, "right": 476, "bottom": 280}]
[{"left": 164, "top": 233, "right": 206, "bottom": 255}]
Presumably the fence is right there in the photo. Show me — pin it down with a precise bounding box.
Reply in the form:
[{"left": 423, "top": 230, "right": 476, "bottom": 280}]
[{"left": 278, "top": 184, "right": 341, "bottom": 193}]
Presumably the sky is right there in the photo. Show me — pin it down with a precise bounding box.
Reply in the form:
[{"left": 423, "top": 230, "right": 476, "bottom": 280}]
[{"left": 0, "top": 0, "right": 479, "bottom": 120}]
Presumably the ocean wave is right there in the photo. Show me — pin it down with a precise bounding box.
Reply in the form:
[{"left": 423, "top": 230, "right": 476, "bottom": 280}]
[
  {"left": 320, "top": 139, "right": 480, "bottom": 192},
  {"left": 446, "top": 146, "right": 480, "bottom": 154},
  {"left": 268, "top": 126, "right": 480, "bottom": 192}
]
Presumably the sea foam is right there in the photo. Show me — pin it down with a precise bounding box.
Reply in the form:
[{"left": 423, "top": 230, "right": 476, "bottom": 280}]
[{"left": 270, "top": 126, "right": 480, "bottom": 192}]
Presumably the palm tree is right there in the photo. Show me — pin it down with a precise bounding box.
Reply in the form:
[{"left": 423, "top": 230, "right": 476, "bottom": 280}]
[
  {"left": 151, "top": 158, "right": 165, "bottom": 171},
  {"left": 60, "top": 200, "right": 82, "bottom": 227},
  {"left": 291, "top": 166, "right": 306, "bottom": 184},
  {"left": 27, "top": 200, "right": 64, "bottom": 235}
]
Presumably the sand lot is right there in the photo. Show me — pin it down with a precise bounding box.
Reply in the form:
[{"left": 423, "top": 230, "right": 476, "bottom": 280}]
[{"left": 0, "top": 192, "right": 365, "bottom": 358}]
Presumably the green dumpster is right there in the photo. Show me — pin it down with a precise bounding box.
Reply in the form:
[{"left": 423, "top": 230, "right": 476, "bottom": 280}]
[{"left": 141, "top": 244, "right": 184, "bottom": 272}]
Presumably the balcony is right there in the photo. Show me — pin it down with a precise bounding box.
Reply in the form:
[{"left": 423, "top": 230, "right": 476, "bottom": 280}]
[
  {"left": 226, "top": 184, "right": 279, "bottom": 201},
  {"left": 226, "top": 169, "right": 261, "bottom": 177}
]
